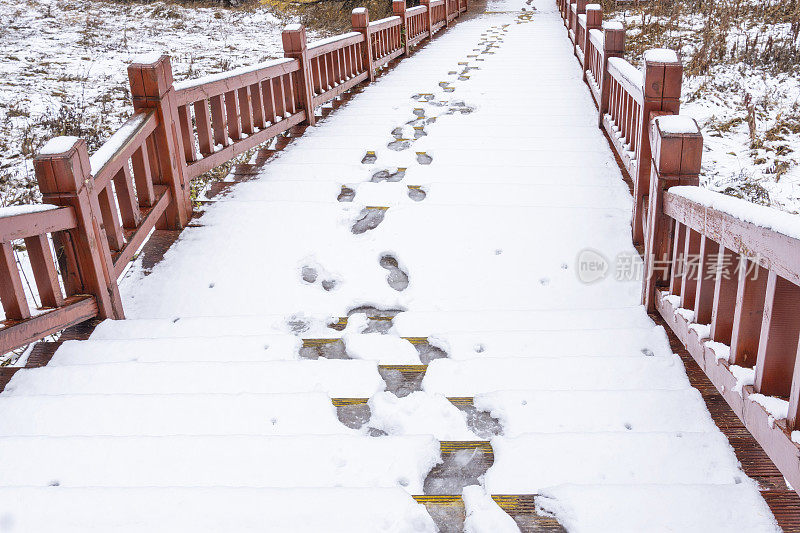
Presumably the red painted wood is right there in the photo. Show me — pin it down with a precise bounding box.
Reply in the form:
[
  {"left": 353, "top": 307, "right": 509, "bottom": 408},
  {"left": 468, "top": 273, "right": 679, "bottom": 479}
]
[
  {"left": 177, "top": 105, "right": 197, "bottom": 163},
  {"left": 96, "top": 185, "right": 125, "bottom": 253},
  {"left": 0, "top": 296, "right": 97, "bottom": 356},
  {"left": 754, "top": 271, "right": 800, "bottom": 397},
  {"left": 23, "top": 234, "right": 64, "bottom": 308},
  {"left": 34, "top": 138, "right": 123, "bottom": 319},
  {"left": 680, "top": 227, "right": 702, "bottom": 310},
  {"left": 193, "top": 99, "right": 214, "bottom": 156},
  {"left": 128, "top": 55, "right": 192, "bottom": 228},
  {"left": 730, "top": 259, "right": 768, "bottom": 367},
  {"left": 113, "top": 164, "right": 141, "bottom": 229},
  {"left": 238, "top": 86, "right": 254, "bottom": 135},
  {"left": 694, "top": 236, "right": 720, "bottom": 324},
  {"left": 225, "top": 90, "right": 242, "bottom": 141},
  {"left": 209, "top": 94, "right": 228, "bottom": 147},
  {"left": 0, "top": 241, "right": 30, "bottom": 320},
  {"left": 131, "top": 141, "right": 156, "bottom": 207},
  {"left": 282, "top": 25, "right": 316, "bottom": 126}
]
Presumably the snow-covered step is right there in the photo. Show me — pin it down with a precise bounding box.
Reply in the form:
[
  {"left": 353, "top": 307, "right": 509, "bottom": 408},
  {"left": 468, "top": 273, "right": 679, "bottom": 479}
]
[
  {"left": 88, "top": 307, "right": 655, "bottom": 341},
  {"left": 0, "top": 435, "right": 439, "bottom": 492},
  {"left": 536, "top": 484, "right": 778, "bottom": 533},
  {"left": 48, "top": 334, "right": 432, "bottom": 365},
  {"left": 422, "top": 356, "right": 690, "bottom": 395},
  {"left": 475, "top": 389, "right": 718, "bottom": 434},
  {"left": 418, "top": 328, "right": 671, "bottom": 359},
  {"left": 0, "top": 393, "right": 354, "bottom": 437},
  {"left": 0, "top": 487, "right": 438, "bottom": 533},
  {"left": 255, "top": 162, "right": 624, "bottom": 185},
  {"left": 2, "top": 360, "right": 385, "bottom": 397},
  {"left": 227, "top": 181, "right": 630, "bottom": 210},
  {"left": 484, "top": 432, "right": 746, "bottom": 491}
]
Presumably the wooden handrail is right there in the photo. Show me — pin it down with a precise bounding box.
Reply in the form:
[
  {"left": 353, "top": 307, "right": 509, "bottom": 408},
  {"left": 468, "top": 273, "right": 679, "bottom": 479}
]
[
  {"left": 0, "top": 206, "right": 76, "bottom": 242},
  {"left": 173, "top": 58, "right": 299, "bottom": 106}
]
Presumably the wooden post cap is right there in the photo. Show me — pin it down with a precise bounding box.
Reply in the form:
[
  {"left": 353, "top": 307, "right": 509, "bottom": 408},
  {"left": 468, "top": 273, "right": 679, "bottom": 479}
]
[
  {"left": 393, "top": 0, "right": 406, "bottom": 14},
  {"left": 602, "top": 22, "right": 624, "bottom": 51},
  {"left": 650, "top": 115, "right": 702, "bottom": 176},
  {"left": 586, "top": 3, "right": 602, "bottom": 24},
  {"left": 282, "top": 24, "right": 307, "bottom": 53},
  {"left": 34, "top": 137, "right": 91, "bottom": 194},
  {"left": 128, "top": 54, "right": 174, "bottom": 98},
  {"left": 352, "top": 7, "right": 369, "bottom": 28},
  {"left": 643, "top": 48, "right": 683, "bottom": 100}
]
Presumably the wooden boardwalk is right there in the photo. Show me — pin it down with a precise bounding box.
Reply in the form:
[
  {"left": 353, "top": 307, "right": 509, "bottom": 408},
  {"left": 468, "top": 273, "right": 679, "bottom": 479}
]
[{"left": 1, "top": 0, "right": 800, "bottom": 530}]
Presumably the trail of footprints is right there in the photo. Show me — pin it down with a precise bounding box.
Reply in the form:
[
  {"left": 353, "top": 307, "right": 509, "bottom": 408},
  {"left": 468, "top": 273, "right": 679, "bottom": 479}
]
[{"left": 298, "top": 16, "right": 561, "bottom": 530}]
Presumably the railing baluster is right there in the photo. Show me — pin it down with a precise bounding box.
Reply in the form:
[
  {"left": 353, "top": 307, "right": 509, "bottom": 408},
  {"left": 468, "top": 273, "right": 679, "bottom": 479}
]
[
  {"left": 177, "top": 105, "right": 197, "bottom": 163},
  {"left": 131, "top": 143, "right": 156, "bottom": 207},
  {"left": 225, "top": 90, "right": 242, "bottom": 141},
  {"left": 210, "top": 94, "right": 228, "bottom": 147},
  {"left": 194, "top": 100, "right": 214, "bottom": 156},
  {"left": 730, "top": 258, "right": 768, "bottom": 367},
  {"left": 23, "top": 234, "right": 64, "bottom": 308},
  {"left": 754, "top": 271, "right": 800, "bottom": 397},
  {"left": 693, "top": 235, "right": 719, "bottom": 324},
  {"left": 262, "top": 79, "right": 276, "bottom": 124},
  {"left": 0, "top": 241, "right": 31, "bottom": 320},
  {"left": 238, "top": 86, "right": 253, "bottom": 135},
  {"left": 250, "top": 83, "right": 265, "bottom": 129},
  {"left": 97, "top": 186, "right": 125, "bottom": 253},
  {"left": 113, "top": 164, "right": 141, "bottom": 229}
]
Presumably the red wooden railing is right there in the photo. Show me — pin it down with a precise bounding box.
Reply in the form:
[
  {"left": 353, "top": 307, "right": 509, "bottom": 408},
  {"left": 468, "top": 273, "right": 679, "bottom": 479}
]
[
  {"left": 0, "top": 0, "right": 469, "bottom": 357},
  {"left": 561, "top": 0, "right": 800, "bottom": 495}
]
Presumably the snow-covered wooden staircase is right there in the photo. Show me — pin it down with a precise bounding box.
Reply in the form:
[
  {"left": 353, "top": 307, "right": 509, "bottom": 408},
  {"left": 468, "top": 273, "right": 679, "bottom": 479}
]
[{"left": 0, "top": 0, "right": 795, "bottom": 530}]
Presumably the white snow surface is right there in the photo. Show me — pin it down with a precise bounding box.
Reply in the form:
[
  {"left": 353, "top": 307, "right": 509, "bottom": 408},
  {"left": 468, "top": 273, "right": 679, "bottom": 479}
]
[
  {"left": 671, "top": 185, "right": 800, "bottom": 240},
  {"left": 0, "top": 0, "right": 778, "bottom": 530},
  {"left": 654, "top": 114, "right": 699, "bottom": 135}
]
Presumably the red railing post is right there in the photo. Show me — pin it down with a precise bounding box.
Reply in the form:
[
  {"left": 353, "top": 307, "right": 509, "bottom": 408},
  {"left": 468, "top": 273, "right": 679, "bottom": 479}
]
[
  {"left": 127, "top": 55, "right": 192, "bottom": 229},
  {"left": 642, "top": 116, "right": 702, "bottom": 312},
  {"left": 352, "top": 8, "right": 376, "bottom": 83},
  {"left": 393, "top": 0, "right": 410, "bottom": 56},
  {"left": 282, "top": 24, "right": 317, "bottom": 127},
  {"left": 632, "top": 51, "right": 683, "bottom": 247},
  {"left": 598, "top": 24, "right": 624, "bottom": 127},
  {"left": 33, "top": 138, "right": 124, "bottom": 319},
  {"left": 444, "top": 0, "right": 450, "bottom": 27}
]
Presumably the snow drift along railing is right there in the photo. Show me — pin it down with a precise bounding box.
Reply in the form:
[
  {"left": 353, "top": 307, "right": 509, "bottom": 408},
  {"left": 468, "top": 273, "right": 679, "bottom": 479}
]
[
  {"left": 560, "top": 0, "right": 800, "bottom": 496},
  {"left": 641, "top": 115, "right": 800, "bottom": 494},
  {"left": 2, "top": 0, "right": 470, "bottom": 356}
]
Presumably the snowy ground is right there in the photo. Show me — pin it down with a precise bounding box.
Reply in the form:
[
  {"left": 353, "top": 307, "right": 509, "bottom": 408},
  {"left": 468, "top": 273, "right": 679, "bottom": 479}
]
[
  {"left": 0, "top": 0, "right": 782, "bottom": 530},
  {"left": 604, "top": 3, "right": 800, "bottom": 213},
  {"left": 0, "top": 0, "right": 313, "bottom": 206}
]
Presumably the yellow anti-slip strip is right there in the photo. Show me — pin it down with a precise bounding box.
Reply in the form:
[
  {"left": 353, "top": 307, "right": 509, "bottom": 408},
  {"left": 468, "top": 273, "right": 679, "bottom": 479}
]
[
  {"left": 330, "top": 397, "right": 473, "bottom": 407},
  {"left": 412, "top": 494, "right": 537, "bottom": 511},
  {"left": 378, "top": 364, "right": 428, "bottom": 372},
  {"left": 440, "top": 441, "right": 492, "bottom": 453},
  {"left": 304, "top": 337, "right": 428, "bottom": 346}
]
